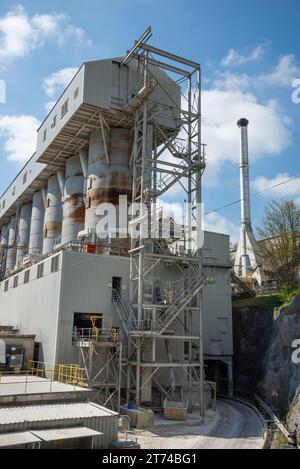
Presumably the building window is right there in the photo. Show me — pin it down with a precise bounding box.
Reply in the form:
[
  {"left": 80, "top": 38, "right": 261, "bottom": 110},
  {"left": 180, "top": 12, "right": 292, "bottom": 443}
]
[
  {"left": 44, "top": 228, "right": 48, "bottom": 238},
  {"left": 2, "top": 200, "right": 5, "bottom": 209},
  {"left": 13, "top": 276, "right": 18, "bottom": 288},
  {"left": 86, "top": 196, "right": 91, "bottom": 209},
  {"left": 61, "top": 99, "right": 69, "bottom": 118},
  {"left": 51, "top": 255, "right": 59, "bottom": 273},
  {"left": 23, "top": 172, "right": 27, "bottom": 185},
  {"left": 4, "top": 280, "right": 9, "bottom": 292},
  {"left": 24, "top": 270, "right": 30, "bottom": 284},
  {"left": 88, "top": 177, "right": 93, "bottom": 189},
  {"left": 37, "top": 263, "right": 44, "bottom": 279},
  {"left": 47, "top": 197, "right": 50, "bottom": 208},
  {"left": 74, "top": 87, "right": 79, "bottom": 99},
  {"left": 51, "top": 115, "right": 57, "bottom": 129},
  {"left": 43, "top": 128, "right": 47, "bottom": 142},
  {"left": 12, "top": 186, "right": 16, "bottom": 196}
]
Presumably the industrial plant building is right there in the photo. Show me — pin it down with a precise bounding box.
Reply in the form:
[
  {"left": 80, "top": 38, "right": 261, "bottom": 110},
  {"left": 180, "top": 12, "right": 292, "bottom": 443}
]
[{"left": 0, "top": 29, "right": 233, "bottom": 415}]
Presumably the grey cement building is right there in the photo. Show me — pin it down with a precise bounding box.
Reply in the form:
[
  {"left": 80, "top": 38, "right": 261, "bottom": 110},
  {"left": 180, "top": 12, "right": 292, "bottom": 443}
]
[{"left": 0, "top": 42, "right": 233, "bottom": 411}]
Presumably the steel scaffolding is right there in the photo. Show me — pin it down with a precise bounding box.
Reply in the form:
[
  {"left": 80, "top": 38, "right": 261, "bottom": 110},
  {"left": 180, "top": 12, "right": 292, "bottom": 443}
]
[
  {"left": 118, "top": 27, "right": 209, "bottom": 416},
  {"left": 75, "top": 326, "right": 122, "bottom": 412}
]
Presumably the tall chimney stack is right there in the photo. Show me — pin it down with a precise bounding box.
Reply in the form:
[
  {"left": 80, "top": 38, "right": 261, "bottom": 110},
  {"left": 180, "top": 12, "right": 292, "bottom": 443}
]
[
  {"left": 237, "top": 118, "right": 250, "bottom": 276},
  {"left": 235, "top": 117, "right": 260, "bottom": 279}
]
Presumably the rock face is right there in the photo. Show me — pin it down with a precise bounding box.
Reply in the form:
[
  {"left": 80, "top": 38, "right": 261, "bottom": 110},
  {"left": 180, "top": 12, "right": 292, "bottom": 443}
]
[
  {"left": 263, "top": 296, "right": 300, "bottom": 422},
  {"left": 233, "top": 295, "right": 300, "bottom": 423},
  {"left": 233, "top": 306, "right": 274, "bottom": 393}
]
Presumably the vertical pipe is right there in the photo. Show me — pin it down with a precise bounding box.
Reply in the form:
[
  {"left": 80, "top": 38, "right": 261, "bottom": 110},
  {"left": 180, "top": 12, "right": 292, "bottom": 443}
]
[
  {"left": 28, "top": 191, "right": 45, "bottom": 255},
  {"left": 61, "top": 154, "right": 85, "bottom": 244},
  {"left": 43, "top": 174, "right": 63, "bottom": 254},
  {"left": 197, "top": 66, "right": 205, "bottom": 418},
  {"left": 16, "top": 203, "right": 32, "bottom": 266}
]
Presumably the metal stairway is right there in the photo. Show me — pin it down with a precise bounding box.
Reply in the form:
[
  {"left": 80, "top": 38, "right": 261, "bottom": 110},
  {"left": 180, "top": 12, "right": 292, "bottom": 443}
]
[
  {"left": 231, "top": 271, "right": 255, "bottom": 297},
  {"left": 157, "top": 270, "right": 207, "bottom": 334},
  {"left": 111, "top": 290, "right": 134, "bottom": 335}
]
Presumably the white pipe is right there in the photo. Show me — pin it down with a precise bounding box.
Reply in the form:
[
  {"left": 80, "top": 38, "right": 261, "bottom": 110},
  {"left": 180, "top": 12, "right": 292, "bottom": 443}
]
[{"left": 237, "top": 118, "right": 251, "bottom": 276}]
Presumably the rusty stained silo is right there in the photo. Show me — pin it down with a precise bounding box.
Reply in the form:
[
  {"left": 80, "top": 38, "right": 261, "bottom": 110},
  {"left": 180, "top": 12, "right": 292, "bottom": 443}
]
[
  {"left": 0, "top": 223, "right": 9, "bottom": 273},
  {"left": 5, "top": 217, "right": 17, "bottom": 275},
  {"left": 42, "top": 174, "right": 63, "bottom": 254},
  {"left": 28, "top": 191, "right": 46, "bottom": 255},
  {"left": 16, "top": 203, "right": 32, "bottom": 266},
  {"left": 61, "top": 154, "right": 85, "bottom": 245},
  {"left": 85, "top": 128, "right": 132, "bottom": 251}
]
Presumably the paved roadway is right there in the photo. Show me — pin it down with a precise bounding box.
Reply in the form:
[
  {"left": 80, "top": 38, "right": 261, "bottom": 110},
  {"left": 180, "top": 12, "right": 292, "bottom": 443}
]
[{"left": 129, "top": 399, "right": 264, "bottom": 449}]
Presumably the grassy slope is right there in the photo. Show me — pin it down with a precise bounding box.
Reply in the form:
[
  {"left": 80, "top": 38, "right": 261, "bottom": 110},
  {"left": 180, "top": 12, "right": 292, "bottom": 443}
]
[
  {"left": 232, "top": 294, "right": 284, "bottom": 310},
  {"left": 232, "top": 285, "right": 300, "bottom": 310}
]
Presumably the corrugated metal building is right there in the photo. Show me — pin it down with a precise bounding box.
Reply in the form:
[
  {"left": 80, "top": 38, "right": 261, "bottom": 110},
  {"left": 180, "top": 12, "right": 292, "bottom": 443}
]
[{"left": 0, "top": 402, "right": 118, "bottom": 449}]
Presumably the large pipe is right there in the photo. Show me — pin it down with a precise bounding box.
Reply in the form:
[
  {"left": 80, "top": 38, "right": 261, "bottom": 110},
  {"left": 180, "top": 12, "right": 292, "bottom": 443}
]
[
  {"left": 42, "top": 174, "right": 63, "bottom": 254},
  {"left": 16, "top": 203, "right": 32, "bottom": 266},
  {"left": 61, "top": 154, "right": 85, "bottom": 244},
  {"left": 237, "top": 118, "right": 251, "bottom": 276},
  {"left": 5, "top": 217, "right": 17, "bottom": 274},
  {"left": 28, "top": 191, "right": 45, "bottom": 255}
]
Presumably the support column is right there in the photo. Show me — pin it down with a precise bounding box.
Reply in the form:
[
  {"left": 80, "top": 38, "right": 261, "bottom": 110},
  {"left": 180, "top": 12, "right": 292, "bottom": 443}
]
[
  {"left": 16, "top": 203, "right": 32, "bottom": 266},
  {"left": 28, "top": 191, "right": 45, "bottom": 255},
  {"left": 43, "top": 174, "right": 63, "bottom": 254},
  {"left": 6, "top": 217, "right": 17, "bottom": 274},
  {"left": 61, "top": 154, "right": 85, "bottom": 244}
]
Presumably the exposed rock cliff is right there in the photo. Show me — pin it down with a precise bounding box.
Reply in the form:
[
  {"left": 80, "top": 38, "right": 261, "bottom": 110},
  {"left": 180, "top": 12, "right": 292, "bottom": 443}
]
[{"left": 233, "top": 295, "right": 300, "bottom": 426}]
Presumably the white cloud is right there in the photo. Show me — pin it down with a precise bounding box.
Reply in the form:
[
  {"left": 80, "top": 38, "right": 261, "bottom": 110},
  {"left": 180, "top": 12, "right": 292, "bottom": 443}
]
[
  {"left": 0, "top": 115, "right": 40, "bottom": 163},
  {"left": 43, "top": 67, "right": 78, "bottom": 110},
  {"left": 221, "top": 43, "right": 267, "bottom": 67},
  {"left": 202, "top": 88, "right": 292, "bottom": 185},
  {"left": 213, "top": 71, "right": 252, "bottom": 92},
  {"left": 0, "top": 5, "right": 91, "bottom": 67},
  {"left": 252, "top": 173, "right": 300, "bottom": 204},
  {"left": 259, "top": 54, "right": 300, "bottom": 87},
  {"left": 204, "top": 212, "right": 240, "bottom": 243}
]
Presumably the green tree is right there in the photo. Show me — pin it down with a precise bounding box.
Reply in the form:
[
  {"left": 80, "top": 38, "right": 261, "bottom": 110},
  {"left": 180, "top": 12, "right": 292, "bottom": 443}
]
[{"left": 257, "top": 200, "right": 300, "bottom": 289}]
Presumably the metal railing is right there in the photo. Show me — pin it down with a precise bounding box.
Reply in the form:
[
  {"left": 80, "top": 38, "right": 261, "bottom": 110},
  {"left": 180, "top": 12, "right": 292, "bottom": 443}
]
[
  {"left": 73, "top": 327, "right": 121, "bottom": 345},
  {"left": 0, "top": 361, "right": 88, "bottom": 393}
]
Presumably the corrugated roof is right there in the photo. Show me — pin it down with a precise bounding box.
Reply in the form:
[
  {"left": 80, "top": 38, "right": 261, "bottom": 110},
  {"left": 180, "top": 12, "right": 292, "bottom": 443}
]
[
  {"left": 31, "top": 426, "right": 102, "bottom": 442},
  {"left": 0, "top": 431, "right": 40, "bottom": 447},
  {"left": 0, "top": 402, "right": 117, "bottom": 425}
]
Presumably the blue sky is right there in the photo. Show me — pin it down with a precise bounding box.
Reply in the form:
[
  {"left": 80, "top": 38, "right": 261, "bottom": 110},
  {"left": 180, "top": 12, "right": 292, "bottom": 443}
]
[{"left": 0, "top": 0, "right": 299, "bottom": 243}]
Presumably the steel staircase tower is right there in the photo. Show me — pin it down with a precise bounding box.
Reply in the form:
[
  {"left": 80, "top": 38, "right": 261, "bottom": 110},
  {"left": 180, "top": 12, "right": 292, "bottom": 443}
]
[{"left": 120, "top": 27, "right": 209, "bottom": 415}]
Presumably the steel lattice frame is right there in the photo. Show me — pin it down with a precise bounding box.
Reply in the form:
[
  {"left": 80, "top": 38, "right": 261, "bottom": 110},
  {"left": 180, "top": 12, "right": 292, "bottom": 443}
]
[{"left": 123, "top": 28, "right": 208, "bottom": 416}]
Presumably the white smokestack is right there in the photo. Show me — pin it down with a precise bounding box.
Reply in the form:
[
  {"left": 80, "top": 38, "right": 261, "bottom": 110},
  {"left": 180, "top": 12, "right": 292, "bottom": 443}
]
[
  {"left": 237, "top": 118, "right": 251, "bottom": 277},
  {"left": 234, "top": 118, "right": 263, "bottom": 285}
]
